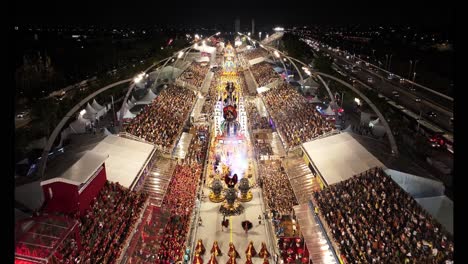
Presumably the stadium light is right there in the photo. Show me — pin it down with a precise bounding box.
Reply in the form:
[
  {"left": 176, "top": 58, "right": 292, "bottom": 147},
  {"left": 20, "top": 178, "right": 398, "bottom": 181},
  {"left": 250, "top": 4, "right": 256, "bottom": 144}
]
[{"left": 79, "top": 109, "right": 86, "bottom": 116}]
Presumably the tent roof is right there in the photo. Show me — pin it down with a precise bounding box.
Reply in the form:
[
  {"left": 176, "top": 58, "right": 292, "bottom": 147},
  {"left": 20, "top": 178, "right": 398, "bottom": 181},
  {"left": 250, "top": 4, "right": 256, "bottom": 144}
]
[
  {"left": 92, "top": 99, "right": 104, "bottom": 110},
  {"left": 323, "top": 105, "right": 335, "bottom": 115},
  {"left": 415, "top": 196, "right": 453, "bottom": 235},
  {"left": 41, "top": 151, "right": 109, "bottom": 186},
  {"left": 89, "top": 135, "right": 155, "bottom": 189},
  {"left": 302, "top": 132, "right": 385, "bottom": 186}
]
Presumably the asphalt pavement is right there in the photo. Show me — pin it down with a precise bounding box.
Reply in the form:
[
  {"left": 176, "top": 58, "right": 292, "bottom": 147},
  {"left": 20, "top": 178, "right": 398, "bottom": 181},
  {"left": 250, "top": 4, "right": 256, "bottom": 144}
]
[{"left": 327, "top": 51, "right": 453, "bottom": 133}]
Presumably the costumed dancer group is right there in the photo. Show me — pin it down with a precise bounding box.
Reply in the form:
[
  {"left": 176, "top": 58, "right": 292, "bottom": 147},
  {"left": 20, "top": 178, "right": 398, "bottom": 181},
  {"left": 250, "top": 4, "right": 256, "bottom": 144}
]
[{"left": 194, "top": 239, "right": 270, "bottom": 264}]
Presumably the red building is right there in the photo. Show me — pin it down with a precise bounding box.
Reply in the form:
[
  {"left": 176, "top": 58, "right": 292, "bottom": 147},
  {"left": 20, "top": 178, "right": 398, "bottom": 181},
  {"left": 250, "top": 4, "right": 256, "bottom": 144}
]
[{"left": 40, "top": 151, "right": 109, "bottom": 216}]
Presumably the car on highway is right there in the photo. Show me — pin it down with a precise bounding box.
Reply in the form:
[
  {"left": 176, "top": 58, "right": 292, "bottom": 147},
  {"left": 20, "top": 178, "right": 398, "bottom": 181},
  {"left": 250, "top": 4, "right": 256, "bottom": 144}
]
[
  {"left": 367, "top": 77, "right": 373, "bottom": 83},
  {"left": 427, "top": 111, "right": 437, "bottom": 118},
  {"left": 399, "top": 78, "right": 406, "bottom": 84},
  {"left": 415, "top": 98, "right": 421, "bottom": 102},
  {"left": 387, "top": 73, "right": 395, "bottom": 80},
  {"left": 16, "top": 111, "right": 29, "bottom": 119}
]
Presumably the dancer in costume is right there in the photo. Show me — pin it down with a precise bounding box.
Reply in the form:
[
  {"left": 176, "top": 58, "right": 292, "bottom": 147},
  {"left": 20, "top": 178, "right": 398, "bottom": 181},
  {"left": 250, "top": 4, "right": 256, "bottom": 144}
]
[
  {"left": 228, "top": 242, "right": 240, "bottom": 258},
  {"left": 258, "top": 242, "right": 270, "bottom": 258},
  {"left": 196, "top": 239, "right": 206, "bottom": 255},
  {"left": 211, "top": 241, "right": 222, "bottom": 256},
  {"left": 245, "top": 241, "right": 257, "bottom": 257}
]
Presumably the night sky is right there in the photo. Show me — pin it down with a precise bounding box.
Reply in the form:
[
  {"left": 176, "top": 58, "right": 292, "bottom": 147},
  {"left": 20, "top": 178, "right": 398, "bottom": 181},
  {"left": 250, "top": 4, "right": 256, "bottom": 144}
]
[{"left": 12, "top": 0, "right": 454, "bottom": 27}]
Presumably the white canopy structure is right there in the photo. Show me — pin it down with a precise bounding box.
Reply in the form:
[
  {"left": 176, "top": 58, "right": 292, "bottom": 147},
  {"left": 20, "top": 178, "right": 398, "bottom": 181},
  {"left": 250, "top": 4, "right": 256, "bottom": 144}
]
[
  {"left": 69, "top": 115, "right": 91, "bottom": 134},
  {"left": 89, "top": 135, "right": 156, "bottom": 189},
  {"left": 92, "top": 99, "right": 104, "bottom": 111},
  {"left": 302, "top": 132, "right": 385, "bottom": 186},
  {"left": 140, "top": 89, "right": 157, "bottom": 103},
  {"left": 41, "top": 151, "right": 109, "bottom": 186},
  {"left": 92, "top": 99, "right": 107, "bottom": 118},
  {"left": 117, "top": 108, "right": 136, "bottom": 121},
  {"left": 195, "top": 56, "right": 210, "bottom": 63},
  {"left": 83, "top": 103, "right": 99, "bottom": 120},
  {"left": 323, "top": 105, "right": 335, "bottom": 116}
]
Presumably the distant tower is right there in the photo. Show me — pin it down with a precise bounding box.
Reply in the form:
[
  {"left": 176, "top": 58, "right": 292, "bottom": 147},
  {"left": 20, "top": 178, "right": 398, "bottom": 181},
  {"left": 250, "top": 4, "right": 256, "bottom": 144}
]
[
  {"left": 251, "top": 19, "right": 255, "bottom": 36},
  {"left": 235, "top": 17, "right": 240, "bottom": 33}
]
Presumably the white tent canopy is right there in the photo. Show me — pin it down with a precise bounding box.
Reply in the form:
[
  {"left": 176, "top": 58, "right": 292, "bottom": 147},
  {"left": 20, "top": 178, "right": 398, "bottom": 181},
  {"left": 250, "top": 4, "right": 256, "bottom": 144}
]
[
  {"left": 69, "top": 115, "right": 91, "bottom": 134},
  {"left": 140, "top": 89, "right": 157, "bottom": 102},
  {"left": 302, "top": 132, "right": 385, "bottom": 186},
  {"left": 323, "top": 105, "right": 335, "bottom": 116},
  {"left": 92, "top": 99, "right": 104, "bottom": 111},
  {"left": 117, "top": 108, "right": 136, "bottom": 121}
]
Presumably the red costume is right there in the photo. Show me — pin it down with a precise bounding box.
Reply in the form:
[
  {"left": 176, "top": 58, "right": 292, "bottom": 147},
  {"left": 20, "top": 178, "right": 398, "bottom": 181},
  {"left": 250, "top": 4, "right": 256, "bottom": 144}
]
[
  {"left": 211, "top": 241, "right": 222, "bottom": 256},
  {"left": 245, "top": 241, "right": 257, "bottom": 257},
  {"left": 228, "top": 242, "right": 240, "bottom": 258},
  {"left": 245, "top": 254, "right": 253, "bottom": 264},
  {"left": 258, "top": 242, "right": 270, "bottom": 258},
  {"left": 207, "top": 253, "right": 218, "bottom": 264},
  {"left": 194, "top": 254, "right": 203, "bottom": 264},
  {"left": 226, "top": 255, "right": 237, "bottom": 264},
  {"left": 196, "top": 239, "right": 206, "bottom": 255}
]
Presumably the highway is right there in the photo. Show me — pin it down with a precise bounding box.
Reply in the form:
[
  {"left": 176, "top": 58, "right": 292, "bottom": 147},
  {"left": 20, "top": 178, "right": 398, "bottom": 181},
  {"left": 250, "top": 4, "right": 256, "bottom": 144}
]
[{"left": 307, "top": 41, "right": 453, "bottom": 134}]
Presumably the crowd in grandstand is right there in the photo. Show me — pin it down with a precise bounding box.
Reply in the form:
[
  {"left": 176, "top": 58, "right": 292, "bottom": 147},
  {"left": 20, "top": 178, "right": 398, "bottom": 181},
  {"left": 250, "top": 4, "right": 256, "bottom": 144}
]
[
  {"left": 125, "top": 85, "right": 196, "bottom": 149},
  {"left": 245, "top": 100, "right": 271, "bottom": 130},
  {"left": 262, "top": 83, "right": 334, "bottom": 149},
  {"left": 250, "top": 62, "right": 279, "bottom": 87},
  {"left": 258, "top": 161, "right": 297, "bottom": 218},
  {"left": 129, "top": 130, "right": 208, "bottom": 263},
  {"left": 313, "top": 167, "right": 454, "bottom": 264},
  {"left": 178, "top": 62, "right": 209, "bottom": 89},
  {"left": 243, "top": 48, "right": 270, "bottom": 61},
  {"left": 58, "top": 182, "right": 148, "bottom": 263}
]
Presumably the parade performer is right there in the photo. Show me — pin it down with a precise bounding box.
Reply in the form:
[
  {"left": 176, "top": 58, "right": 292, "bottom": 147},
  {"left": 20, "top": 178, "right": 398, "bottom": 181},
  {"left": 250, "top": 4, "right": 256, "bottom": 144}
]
[
  {"left": 194, "top": 253, "right": 203, "bottom": 264},
  {"left": 228, "top": 242, "right": 241, "bottom": 258},
  {"left": 226, "top": 255, "right": 237, "bottom": 264},
  {"left": 211, "top": 241, "right": 222, "bottom": 256},
  {"left": 225, "top": 173, "right": 238, "bottom": 188},
  {"left": 263, "top": 256, "right": 270, "bottom": 264},
  {"left": 207, "top": 253, "right": 218, "bottom": 264},
  {"left": 196, "top": 239, "right": 206, "bottom": 255},
  {"left": 258, "top": 242, "right": 270, "bottom": 258},
  {"left": 245, "top": 254, "right": 253, "bottom": 264},
  {"left": 245, "top": 241, "right": 257, "bottom": 257}
]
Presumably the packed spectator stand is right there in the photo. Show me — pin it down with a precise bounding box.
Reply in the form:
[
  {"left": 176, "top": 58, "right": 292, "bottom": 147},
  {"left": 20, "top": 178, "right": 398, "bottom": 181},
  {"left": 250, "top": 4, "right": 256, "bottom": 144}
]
[
  {"left": 178, "top": 62, "right": 210, "bottom": 89},
  {"left": 128, "top": 126, "right": 209, "bottom": 263},
  {"left": 41, "top": 181, "right": 149, "bottom": 264},
  {"left": 250, "top": 62, "right": 280, "bottom": 87},
  {"left": 125, "top": 85, "right": 196, "bottom": 150},
  {"left": 313, "top": 167, "right": 454, "bottom": 264},
  {"left": 242, "top": 48, "right": 270, "bottom": 61},
  {"left": 262, "top": 83, "right": 334, "bottom": 149},
  {"left": 245, "top": 100, "right": 271, "bottom": 130}
]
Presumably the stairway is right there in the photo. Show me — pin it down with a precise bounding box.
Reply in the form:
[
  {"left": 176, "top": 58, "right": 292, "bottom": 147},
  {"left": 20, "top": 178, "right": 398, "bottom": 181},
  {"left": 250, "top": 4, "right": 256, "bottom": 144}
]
[{"left": 142, "top": 158, "right": 176, "bottom": 207}]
